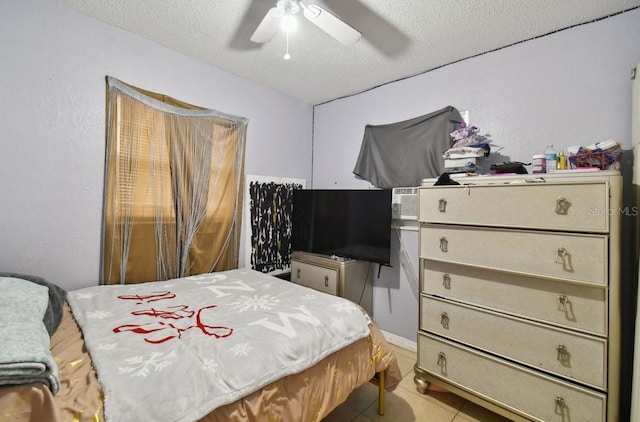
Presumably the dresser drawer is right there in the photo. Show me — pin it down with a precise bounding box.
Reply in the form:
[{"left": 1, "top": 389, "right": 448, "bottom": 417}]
[
  {"left": 423, "top": 260, "right": 607, "bottom": 335},
  {"left": 420, "top": 225, "right": 608, "bottom": 285},
  {"left": 420, "top": 296, "right": 607, "bottom": 389},
  {"left": 290, "top": 261, "right": 338, "bottom": 295},
  {"left": 419, "top": 181, "right": 609, "bottom": 232},
  {"left": 418, "top": 333, "right": 606, "bottom": 422}
]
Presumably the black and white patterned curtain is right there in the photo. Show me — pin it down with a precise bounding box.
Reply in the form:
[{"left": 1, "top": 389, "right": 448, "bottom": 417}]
[{"left": 249, "top": 182, "right": 302, "bottom": 273}]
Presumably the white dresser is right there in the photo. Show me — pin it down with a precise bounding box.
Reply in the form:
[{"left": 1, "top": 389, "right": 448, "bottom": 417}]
[
  {"left": 290, "top": 251, "right": 372, "bottom": 315},
  {"left": 414, "top": 171, "right": 622, "bottom": 422}
]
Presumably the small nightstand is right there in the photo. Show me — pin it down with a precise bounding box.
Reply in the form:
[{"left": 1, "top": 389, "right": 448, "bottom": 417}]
[{"left": 290, "top": 251, "right": 372, "bottom": 315}]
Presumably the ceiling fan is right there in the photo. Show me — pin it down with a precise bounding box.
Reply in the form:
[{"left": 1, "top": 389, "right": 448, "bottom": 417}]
[{"left": 250, "top": 0, "right": 361, "bottom": 46}]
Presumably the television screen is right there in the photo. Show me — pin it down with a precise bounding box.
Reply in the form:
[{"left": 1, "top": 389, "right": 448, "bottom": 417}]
[{"left": 292, "top": 189, "right": 392, "bottom": 265}]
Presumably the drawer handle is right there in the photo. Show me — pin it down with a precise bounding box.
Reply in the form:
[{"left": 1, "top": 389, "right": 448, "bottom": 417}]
[
  {"left": 557, "top": 295, "right": 568, "bottom": 312},
  {"left": 442, "top": 274, "right": 451, "bottom": 289},
  {"left": 554, "top": 396, "right": 566, "bottom": 416},
  {"left": 438, "top": 198, "right": 447, "bottom": 212},
  {"left": 440, "top": 312, "right": 449, "bottom": 329},
  {"left": 554, "top": 247, "right": 567, "bottom": 263},
  {"left": 296, "top": 268, "right": 301, "bottom": 279},
  {"left": 439, "top": 237, "right": 448, "bottom": 252},
  {"left": 324, "top": 275, "right": 329, "bottom": 287},
  {"left": 554, "top": 248, "right": 573, "bottom": 271},
  {"left": 555, "top": 197, "right": 571, "bottom": 215},
  {"left": 436, "top": 352, "right": 447, "bottom": 375},
  {"left": 556, "top": 345, "right": 570, "bottom": 366},
  {"left": 556, "top": 295, "right": 576, "bottom": 321}
]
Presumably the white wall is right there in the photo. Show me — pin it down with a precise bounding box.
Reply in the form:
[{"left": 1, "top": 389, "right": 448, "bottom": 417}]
[
  {"left": 0, "top": 0, "right": 313, "bottom": 290},
  {"left": 313, "top": 9, "right": 640, "bottom": 341}
]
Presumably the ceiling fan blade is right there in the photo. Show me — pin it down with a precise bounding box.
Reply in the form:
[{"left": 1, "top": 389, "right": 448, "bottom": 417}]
[
  {"left": 302, "top": 3, "right": 361, "bottom": 45},
  {"left": 250, "top": 7, "right": 283, "bottom": 43}
]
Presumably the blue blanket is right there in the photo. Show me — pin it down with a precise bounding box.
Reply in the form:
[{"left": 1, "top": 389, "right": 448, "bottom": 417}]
[{"left": 0, "top": 277, "right": 60, "bottom": 394}]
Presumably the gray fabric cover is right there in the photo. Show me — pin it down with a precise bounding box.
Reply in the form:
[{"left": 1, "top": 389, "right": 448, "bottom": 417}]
[
  {"left": 0, "top": 272, "right": 67, "bottom": 337},
  {"left": 353, "top": 106, "right": 464, "bottom": 188}
]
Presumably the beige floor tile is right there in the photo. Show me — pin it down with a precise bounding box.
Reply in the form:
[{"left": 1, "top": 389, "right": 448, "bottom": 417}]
[
  {"left": 394, "top": 349, "right": 418, "bottom": 378},
  {"left": 453, "top": 400, "right": 513, "bottom": 422},
  {"left": 322, "top": 400, "right": 363, "bottom": 422},
  {"left": 360, "top": 383, "right": 458, "bottom": 422},
  {"left": 352, "top": 414, "right": 376, "bottom": 422},
  {"left": 389, "top": 344, "right": 417, "bottom": 360},
  {"left": 399, "top": 381, "right": 465, "bottom": 414},
  {"left": 342, "top": 382, "right": 379, "bottom": 414},
  {"left": 398, "top": 369, "right": 419, "bottom": 392}
]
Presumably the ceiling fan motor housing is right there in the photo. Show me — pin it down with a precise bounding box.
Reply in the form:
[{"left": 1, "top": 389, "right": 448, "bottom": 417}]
[{"left": 276, "top": 0, "right": 300, "bottom": 15}]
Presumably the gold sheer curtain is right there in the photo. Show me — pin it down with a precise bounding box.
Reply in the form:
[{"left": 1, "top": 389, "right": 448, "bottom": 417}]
[{"left": 102, "top": 76, "right": 248, "bottom": 285}]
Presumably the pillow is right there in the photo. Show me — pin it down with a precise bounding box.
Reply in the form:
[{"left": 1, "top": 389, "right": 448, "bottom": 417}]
[{"left": 0, "top": 273, "right": 67, "bottom": 336}]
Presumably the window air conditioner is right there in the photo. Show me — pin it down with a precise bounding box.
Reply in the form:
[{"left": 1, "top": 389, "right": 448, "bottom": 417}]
[{"left": 391, "top": 187, "right": 418, "bottom": 221}]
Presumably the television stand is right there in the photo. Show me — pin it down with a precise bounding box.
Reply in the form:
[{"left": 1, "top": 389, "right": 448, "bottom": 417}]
[{"left": 290, "top": 251, "right": 373, "bottom": 316}]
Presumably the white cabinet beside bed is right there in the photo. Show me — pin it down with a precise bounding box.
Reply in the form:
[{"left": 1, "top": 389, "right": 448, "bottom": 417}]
[{"left": 414, "top": 171, "right": 622, "bottom": 422}]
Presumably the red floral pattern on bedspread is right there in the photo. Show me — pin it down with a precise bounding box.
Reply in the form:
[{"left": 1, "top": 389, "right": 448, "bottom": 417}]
[{"left": 113, "top": 292, "right": 233, "bottom": 344}]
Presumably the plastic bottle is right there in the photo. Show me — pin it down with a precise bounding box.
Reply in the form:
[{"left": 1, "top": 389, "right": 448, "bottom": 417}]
[
  {"left": 532, "top": 154, "right": 546, "bottom": 174},
  {"left": 557, "top": 149, "right": 567, "bottom": 170},
  {"left": 545, "top": 144, "right": 557, "bottom": 173}
]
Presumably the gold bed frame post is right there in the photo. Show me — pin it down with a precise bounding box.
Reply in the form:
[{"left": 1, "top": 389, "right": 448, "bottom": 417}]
[{"left": 377, "top": 370, "right": 386, "bottom": 415}]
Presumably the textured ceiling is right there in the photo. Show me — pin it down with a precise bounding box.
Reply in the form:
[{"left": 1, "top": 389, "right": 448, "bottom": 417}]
[{"left": 57, "top": 0, "right": 640, "bottom": 105}]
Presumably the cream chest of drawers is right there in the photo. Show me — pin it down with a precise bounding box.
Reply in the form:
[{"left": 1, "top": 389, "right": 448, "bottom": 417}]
[{"left": 414, "top": 171, "right": 622, "bottom": 422}]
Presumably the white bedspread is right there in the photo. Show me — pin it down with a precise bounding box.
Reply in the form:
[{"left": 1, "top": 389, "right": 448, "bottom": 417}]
[{"left": 67, "top": 269, "right": 371, "bottom": 422}]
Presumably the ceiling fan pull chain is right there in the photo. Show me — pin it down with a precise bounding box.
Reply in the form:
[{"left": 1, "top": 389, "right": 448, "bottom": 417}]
[{"left": 284, "top": 31, "right": 291, "bottom": 60}]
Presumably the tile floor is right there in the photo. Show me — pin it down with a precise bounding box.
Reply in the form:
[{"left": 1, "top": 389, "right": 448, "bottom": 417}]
[{"left": 322, "top": 344, "right": 513, "bottom": 422}]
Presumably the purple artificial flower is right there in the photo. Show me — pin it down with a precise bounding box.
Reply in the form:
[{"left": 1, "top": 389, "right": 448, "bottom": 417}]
[{"left": 449, "top": 123, "right": 488, "bottom": 147}]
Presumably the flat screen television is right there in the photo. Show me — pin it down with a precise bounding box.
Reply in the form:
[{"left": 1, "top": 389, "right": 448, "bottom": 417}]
[{"left": 291, "top": 189, "right": 392, "bottom": 265}]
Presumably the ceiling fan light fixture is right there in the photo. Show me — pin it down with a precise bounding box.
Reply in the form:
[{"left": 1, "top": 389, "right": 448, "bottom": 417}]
[
  {"left": 250, "top": 0, "right": 361, "bottom": 46},
  {"left": 281, "top": 14, "right": 297, "bottom": 32}
]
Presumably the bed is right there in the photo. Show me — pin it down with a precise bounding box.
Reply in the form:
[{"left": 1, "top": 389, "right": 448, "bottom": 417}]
[{"left": 0, "top": 269, "right": 401, "bottom": 421}]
